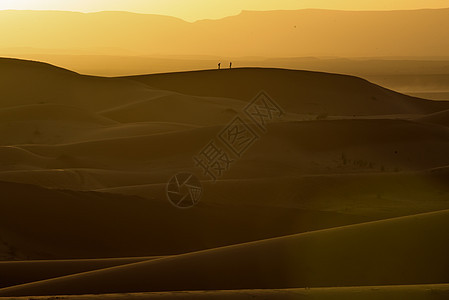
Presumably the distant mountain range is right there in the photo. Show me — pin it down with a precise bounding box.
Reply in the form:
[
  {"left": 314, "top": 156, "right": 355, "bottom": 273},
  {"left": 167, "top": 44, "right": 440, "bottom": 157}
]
[{"left": 1, "top": 8, "right": 449, "bottom": 57}]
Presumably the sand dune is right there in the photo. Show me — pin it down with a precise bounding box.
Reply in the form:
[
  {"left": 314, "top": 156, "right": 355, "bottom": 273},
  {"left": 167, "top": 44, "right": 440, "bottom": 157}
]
[
  {"left": 0, "top": 169, "right": 165, "bottom": 191},
  {"left": 0, "top": 103, "right": 114, "bottom": 125},
  {"left": 2, "top": 284, "right": 447, "bottom": 300},
  {"left": 78, "top": 122, "right": 199, "bottom": 141},
  {"left": 0, "top": 256, "right": 161, "bottom": 289},
  {"left": 409, "top": 91, "right": 449, "bottom": 101},
  {"left": 100, "top": 93, "right": 245, "bottom": 125},
  {"left": 3, "top": 58, "right": 448, "bottom": 120},
  {"left": 99, "top": 170, "right": 449, "bottom": 219},
  {"left": 416, "top": 109, "right": 449, "bottom": 127},
  {"left": 0, "top": 104, "right": 117, "bottom": 145},
  {"left": 124, "top": 68, "right": 449, "bottom": 116},
  {"left": 4, "top": 119, "right": 447, "bottom": 176},
  {"left": 0, "top": 58, "right": 168, "bottom": 112},
  {"left": 1, "top": 209, "right": 447, "bottom": 296},
  {"left": 0, "top": 117, "right": 447, "bottom": 201},
  {"left": 2, "top": 164, "right": 448, "bottom": 221},
  {"left": 0, "top": 58, "right": 447, "bottom": 298},
  {"left": 0, "top": 146, "right": 49, "bottom": 171},
  {"left": 0, "top": 104, "right": 199, "bottom": 146},
  {"left": 0, "top": 180, "right": 371, "bottom": 260}
]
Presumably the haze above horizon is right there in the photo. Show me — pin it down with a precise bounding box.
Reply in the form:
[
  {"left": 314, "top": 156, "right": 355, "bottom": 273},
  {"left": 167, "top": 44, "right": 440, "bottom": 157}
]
[{"left": 1, "top": 0, "right": 448, "bottom": 21}]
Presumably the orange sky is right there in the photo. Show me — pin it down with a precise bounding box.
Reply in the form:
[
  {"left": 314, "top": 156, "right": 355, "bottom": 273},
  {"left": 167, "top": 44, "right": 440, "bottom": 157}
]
[{"left": 0, "top": 0, "right": 448, "bottom": 21}]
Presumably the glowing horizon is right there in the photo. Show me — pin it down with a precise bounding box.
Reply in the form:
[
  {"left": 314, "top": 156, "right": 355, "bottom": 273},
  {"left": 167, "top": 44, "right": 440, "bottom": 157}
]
[{"left": 0, "top": 0, "right": 448, "bottom": 21}]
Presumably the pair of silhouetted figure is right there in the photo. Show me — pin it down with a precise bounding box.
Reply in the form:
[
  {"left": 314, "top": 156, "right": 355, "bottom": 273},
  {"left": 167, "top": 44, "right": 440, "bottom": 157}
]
[{"left": 218, "top": 62, "right": 232, "bottom": 70}]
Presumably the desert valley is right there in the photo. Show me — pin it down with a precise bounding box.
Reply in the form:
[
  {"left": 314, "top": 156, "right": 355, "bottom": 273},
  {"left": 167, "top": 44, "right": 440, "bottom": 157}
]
[{"left": 0, "top": 3, "right": 448, "bottom": 300}]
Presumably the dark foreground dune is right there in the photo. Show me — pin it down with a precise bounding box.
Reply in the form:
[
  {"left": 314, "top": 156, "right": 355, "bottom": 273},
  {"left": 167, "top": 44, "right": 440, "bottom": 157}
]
[
  {"left": 0, "top": 209, "right": 448, "bottom": 296},
  {"left": 416, "top": 109, "right": 449, "bottom": 127},
  {"left": 0, "top": 256, "right": 160, "bottom": 288},
  {"left": 1, "top": 284, "right": 448, "bottom": 300},
  {"left": 0, "top": 180, "right": 373, "bottom": 260}
]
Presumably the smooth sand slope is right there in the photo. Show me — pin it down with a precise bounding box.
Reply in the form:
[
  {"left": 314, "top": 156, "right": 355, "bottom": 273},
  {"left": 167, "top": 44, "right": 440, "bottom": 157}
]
[
  {"left": 0, "top": 104, "right": 200, "bottom": 146},
  {"left": 0, "top": 103, "right": 114, "bottom": 125},
  {"left": 0, "top": 180, "right": 372, "bottom": 260},
  {"left": 100, "top": 169, "right": 449, "bottom": 219},
  {"left": 2, "top": 118, "right": 448, "bottom": 178},
  {"left": 0, "top": 256, "right": 161, "bottom": 289},
  {"left": 0, "top": 58, "right": 162, "bottom": 112},
  {"left": 0, "top": 209, "right": 448, "bottom": 296},
  {"left": 4, "top": 58, "right": 449, "bottom": 120},
  {"left": 2, "top": 284, "right": 448, "bottom": 300},
  {"left": 0, "top": 103, "right": 118, "bottom": 145},
  {"left": 99, "top": 93, "right": 246, "bottom": 125},
  {"left": 416, "top": 109, "right": 449, "bottom": 127},
  {"left": 124, "top": 68, "right": 449, "bottom": 115},
  {"left": 0, "top": 58, "right": 245, "bottom": 126},
  {"left": 0, "top": 58, "right": 254, "bottom": 126}
]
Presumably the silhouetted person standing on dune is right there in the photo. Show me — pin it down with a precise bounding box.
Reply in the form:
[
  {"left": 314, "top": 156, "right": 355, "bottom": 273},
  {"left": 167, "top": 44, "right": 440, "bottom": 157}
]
[
  {"left": 218, "top": 62, "right": 221, "bottom": 70},
  {"left": 230, "top": 62, "right": 232, "bottom": 69}
]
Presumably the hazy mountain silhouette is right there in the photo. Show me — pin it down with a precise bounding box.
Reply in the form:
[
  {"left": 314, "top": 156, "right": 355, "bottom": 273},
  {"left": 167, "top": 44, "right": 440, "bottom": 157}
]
[{"left": 1, "top": 8, "right": 449, "bottom": 57}]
